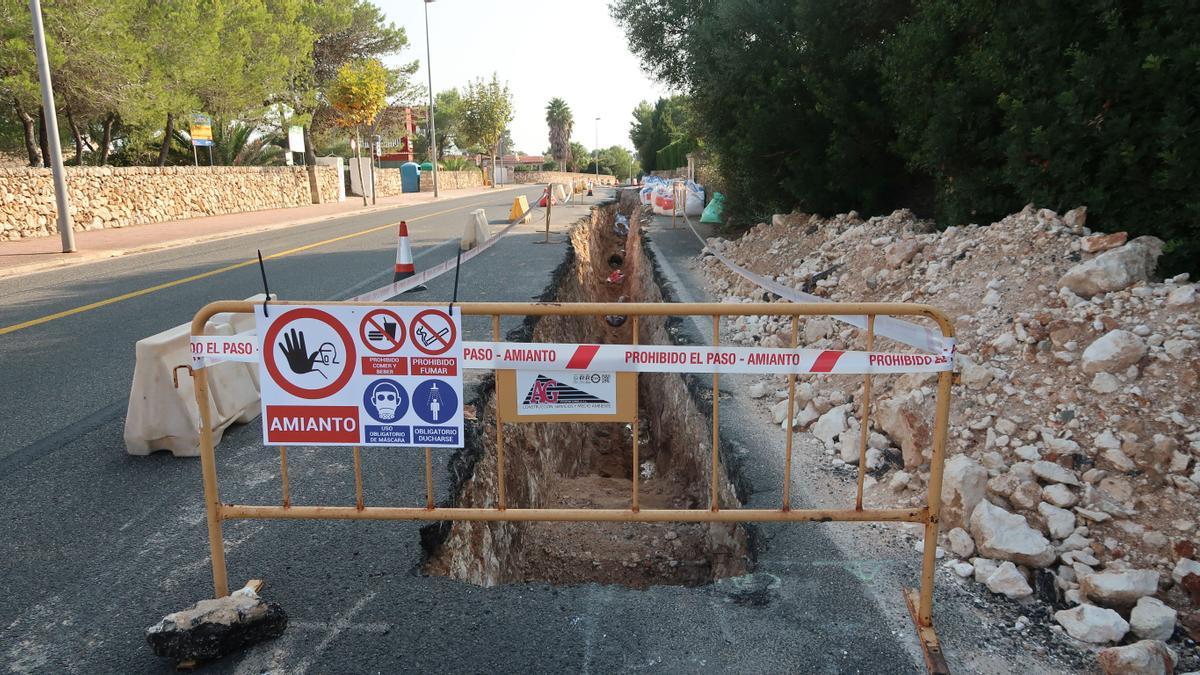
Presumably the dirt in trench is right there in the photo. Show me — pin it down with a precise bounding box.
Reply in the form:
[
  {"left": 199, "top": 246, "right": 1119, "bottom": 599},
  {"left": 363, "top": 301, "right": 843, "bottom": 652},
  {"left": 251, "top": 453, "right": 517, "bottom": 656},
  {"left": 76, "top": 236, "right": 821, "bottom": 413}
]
[{"left": 423, "top": 197, "right": 750, "bottom": 589}]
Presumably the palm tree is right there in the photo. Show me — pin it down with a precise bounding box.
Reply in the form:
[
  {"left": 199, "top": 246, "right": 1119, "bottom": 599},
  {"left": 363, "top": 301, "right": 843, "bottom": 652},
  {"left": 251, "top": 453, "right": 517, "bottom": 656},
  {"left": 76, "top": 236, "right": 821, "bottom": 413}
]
[{"left": 545, "top": 98, "right": 573, "bottom": 170}]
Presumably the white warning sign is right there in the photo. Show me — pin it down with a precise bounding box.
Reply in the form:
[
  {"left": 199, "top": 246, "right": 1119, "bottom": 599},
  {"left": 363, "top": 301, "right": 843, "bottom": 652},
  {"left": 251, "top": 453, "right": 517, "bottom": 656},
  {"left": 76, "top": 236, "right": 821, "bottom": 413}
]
[
  {"left": 515, "top": 370, "right": 617, "bottom": 416},
  {"left": 256, "top": 304, "right": 463, "bottom": 447}
]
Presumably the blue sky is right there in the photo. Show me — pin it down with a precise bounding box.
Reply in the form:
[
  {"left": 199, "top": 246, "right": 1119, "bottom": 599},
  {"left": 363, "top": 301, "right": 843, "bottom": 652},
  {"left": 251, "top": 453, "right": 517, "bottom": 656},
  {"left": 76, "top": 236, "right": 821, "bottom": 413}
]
[{"left": 376, "top": 0, "right": 671, "bottom": 155}]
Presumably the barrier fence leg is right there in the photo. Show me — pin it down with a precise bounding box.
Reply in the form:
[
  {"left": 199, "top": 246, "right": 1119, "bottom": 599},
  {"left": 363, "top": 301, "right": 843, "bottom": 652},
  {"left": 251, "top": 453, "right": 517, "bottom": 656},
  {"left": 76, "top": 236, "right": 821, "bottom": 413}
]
[
  {"left": 493, "top": 314, "right": 507, "bottom": 511},
  {"left": 280, "top": 447, "right": 290, "bottom": 508},
  {"left": 193, "top": 366, "right": 230, "bottom": 598},
  {"left": 782, "top": 316, "right": 798, "bottom": 511},
  {"left": 424, "top": 447, "right": 435, "bottom": 510},
  {"left": 353, "top": 446, "right": 364, "bottom": 511},
  {"left": 904, "top": 366, "right": 954, "bottom": 674},
  {"left": 710, "top": 314, "right": 720, "bottom": 511},
  {"left": 854, "top": 315, "right": 877, "bottom": 510},
  {"left": 631, "top": 316, "right": 640, "bottom": 512}
]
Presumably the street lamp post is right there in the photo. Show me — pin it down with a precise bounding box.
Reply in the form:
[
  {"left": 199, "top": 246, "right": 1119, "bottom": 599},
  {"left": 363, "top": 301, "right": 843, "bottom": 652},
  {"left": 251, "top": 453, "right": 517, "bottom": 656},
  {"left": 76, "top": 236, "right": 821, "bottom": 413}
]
[
  {"left": 424, "top": 0, "right": 439, "bottom": 197},
  {"left": 29, "top": 0, "right": 75, "bottom": 253}
]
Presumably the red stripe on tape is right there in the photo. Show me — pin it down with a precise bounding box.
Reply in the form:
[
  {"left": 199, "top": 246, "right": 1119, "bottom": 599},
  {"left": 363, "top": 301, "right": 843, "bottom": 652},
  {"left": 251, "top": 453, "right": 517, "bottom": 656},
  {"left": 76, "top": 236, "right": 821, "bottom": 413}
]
[
  {"left": 810, "top": 350, "right": 844, "bottom": 373},
  {"left": 565, "top": 344, "right": 599, "bottom": 369}
]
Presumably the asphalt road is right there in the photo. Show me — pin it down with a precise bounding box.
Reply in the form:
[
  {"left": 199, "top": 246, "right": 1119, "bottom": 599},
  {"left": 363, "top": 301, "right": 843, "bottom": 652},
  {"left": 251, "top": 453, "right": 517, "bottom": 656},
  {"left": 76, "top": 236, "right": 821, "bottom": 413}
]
[
  {"left": 0, "top": 185, "right": 547, "bottom": 464},
  {"left": 0, "top": 188, "right": 923, "bottom": 673}
]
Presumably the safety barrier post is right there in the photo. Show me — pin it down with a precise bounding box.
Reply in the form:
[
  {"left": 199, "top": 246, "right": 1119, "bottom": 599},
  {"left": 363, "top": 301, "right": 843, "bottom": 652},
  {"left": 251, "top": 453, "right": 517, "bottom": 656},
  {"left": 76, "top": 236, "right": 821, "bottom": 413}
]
[
  {"left": 353, "top": 446, "right": 364, "bottom": 511},
  {"left": 493, "top": 314, "right": 507, "bottom": 510},
  {"left": 190, "top": 314, "right": 229, "bottom": 598},
  {"left": 710, "top": 313, "right": 720, "bottom": 511},
  {"left": 782, "top": 316, "right": 798, "bottom": 510},
  {"left": 280, "top": 447, "right": 290, "bottom": 508},
  {"left": 630, "top": 316, "right": 641, "bottom": 512},
  {"left": 424, "top": 448, "right": 434, "bottom": 510},
  {"left": 920, "top": 369, "right": 954, "bottom": 624},
  {"left": 855, "top": 315, "right": 876, "bottom": 510}
]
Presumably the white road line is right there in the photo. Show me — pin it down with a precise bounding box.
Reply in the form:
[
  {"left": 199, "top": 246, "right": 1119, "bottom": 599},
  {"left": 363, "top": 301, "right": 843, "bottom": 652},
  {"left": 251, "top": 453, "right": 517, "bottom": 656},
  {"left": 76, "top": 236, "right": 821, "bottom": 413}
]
[{"left": 291, "top": 592, "right": 378, "bottom": 675}]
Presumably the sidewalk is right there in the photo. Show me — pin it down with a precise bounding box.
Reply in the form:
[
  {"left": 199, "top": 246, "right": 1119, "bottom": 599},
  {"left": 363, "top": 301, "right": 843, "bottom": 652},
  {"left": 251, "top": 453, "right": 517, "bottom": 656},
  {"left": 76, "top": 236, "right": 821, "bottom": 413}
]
[{"left": 0, "top": 184, "right": 526, "bottom": 279}]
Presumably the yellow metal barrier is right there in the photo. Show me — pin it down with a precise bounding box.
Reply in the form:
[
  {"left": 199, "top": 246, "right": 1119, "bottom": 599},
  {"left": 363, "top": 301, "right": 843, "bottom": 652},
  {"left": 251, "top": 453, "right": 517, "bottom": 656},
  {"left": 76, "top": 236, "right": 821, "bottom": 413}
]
[{"left": 190, "top": 300, "right": 955, "bottom": 672}]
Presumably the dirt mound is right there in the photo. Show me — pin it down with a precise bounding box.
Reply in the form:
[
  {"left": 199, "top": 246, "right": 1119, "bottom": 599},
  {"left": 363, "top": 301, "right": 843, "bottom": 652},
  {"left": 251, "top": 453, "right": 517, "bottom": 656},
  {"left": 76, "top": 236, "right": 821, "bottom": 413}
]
[{"left": 702, "top": 204, "right": 1199, "bottom": 659}]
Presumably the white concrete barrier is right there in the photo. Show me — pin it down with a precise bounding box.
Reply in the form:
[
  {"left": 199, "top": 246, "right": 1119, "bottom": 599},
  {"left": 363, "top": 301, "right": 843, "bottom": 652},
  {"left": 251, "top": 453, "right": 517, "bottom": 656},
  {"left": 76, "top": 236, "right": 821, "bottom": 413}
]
[
  {"left": 552, "top": 183, "right": 567, "bottom": 203},
  {"left": 204, "top": 321, "right": 259, "bottom": 425},
  {"left": 125, "top": 295, "right": 266, "bottom": 457},
  {"left": 461, "top": 208, "right": 492, "bottom": 251}
]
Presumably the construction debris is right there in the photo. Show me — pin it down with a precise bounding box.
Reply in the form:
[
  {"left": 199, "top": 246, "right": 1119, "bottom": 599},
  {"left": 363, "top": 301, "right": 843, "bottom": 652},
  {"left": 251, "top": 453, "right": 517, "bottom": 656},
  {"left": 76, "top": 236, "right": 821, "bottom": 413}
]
[
  {"left": 700, "top": 204, "right": 1199, "bottom": 664},
  {"left": 146, "top": 583, "right": 286, "bottom": 662}
]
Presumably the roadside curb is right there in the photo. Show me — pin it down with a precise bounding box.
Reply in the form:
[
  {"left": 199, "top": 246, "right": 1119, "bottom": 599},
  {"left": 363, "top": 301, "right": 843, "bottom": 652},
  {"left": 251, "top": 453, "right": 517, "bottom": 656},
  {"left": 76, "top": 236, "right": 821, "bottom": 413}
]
[{"left": 0, "top": 185, "right": 530, "bottom": 281}]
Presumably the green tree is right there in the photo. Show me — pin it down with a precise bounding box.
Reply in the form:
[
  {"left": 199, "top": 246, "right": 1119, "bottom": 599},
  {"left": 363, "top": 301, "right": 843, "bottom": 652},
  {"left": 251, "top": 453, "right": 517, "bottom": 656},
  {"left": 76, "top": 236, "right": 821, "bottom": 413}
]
[
  {"left": 328, "top": 58, "right": 388, "bottom": 205},
  {"left": 883, "top": 0, "right": 1200, "bottom": 272},
  {"left": 280, "top": 0, "right": 412, "bottom": 201},
  {"left": 626, "top": 96, "right": 691, "bottom": 173},
  {"left": 0, "top": 0, "right": 45, "bottom": 165},
  {"left": 544, "top": 97, "right": 573, "bottom": 169},
  {"left": 579, "top": 145, "right": 637, "bottom": 180},
  {"left": 568, "top": 141, "right": 589, "bottom": 172},
  {"left": 428, "top": 88, "right": 463, "bottom": 160},
  {"left": 460, "top": 73, "right": 513, "bottom": 186},
  {"left": 35, "top": 0, "right": 144, "bottom": 165},
  {"left": 613, "top": 0, "right": 923, "bottom": 219},
  {"left": 134, "top": 0, "right": 313, "bottom": 167},
  {"left": 601, "top": 145, "right": 637, "bottom": 181},
  {"left": 628, "top": 100, "right": 654, "bottom": 171}
]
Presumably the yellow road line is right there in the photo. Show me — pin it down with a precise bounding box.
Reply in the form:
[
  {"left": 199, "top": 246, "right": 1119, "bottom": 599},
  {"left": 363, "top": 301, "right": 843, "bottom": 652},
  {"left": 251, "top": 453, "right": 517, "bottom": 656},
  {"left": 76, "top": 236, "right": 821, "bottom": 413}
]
[{"left": 0, "top": 195, "right": 517, "bottom": 336}]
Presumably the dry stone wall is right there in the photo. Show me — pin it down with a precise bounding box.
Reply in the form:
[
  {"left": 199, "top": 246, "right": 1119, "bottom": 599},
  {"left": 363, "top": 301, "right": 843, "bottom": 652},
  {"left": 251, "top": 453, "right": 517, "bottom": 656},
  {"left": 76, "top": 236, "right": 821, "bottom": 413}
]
[
  {"left": 370, "top": 167, "right": 402, "bottom": 197},
  {"left": 513, "top": 171, "right": 617, "bottom": 187},
  {"left": 0, "top": 165, "right": 340, "bottom": 241},
  {"left": 419, "top": 170, "right": 483, "bottom": 192}
]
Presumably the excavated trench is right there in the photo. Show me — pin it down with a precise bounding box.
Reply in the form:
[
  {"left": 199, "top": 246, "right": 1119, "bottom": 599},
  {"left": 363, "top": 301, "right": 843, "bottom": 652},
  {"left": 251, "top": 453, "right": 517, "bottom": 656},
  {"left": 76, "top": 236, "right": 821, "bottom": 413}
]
[{"left": 422, "top": 196, "right": 752, "bottom": 589}]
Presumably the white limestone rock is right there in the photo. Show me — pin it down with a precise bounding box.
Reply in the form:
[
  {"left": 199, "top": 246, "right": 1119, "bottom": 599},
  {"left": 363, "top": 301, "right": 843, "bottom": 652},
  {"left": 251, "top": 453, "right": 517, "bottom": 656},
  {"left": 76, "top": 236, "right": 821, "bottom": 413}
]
[
  {"left": 1082, "top": 330, "right": 1148, "bottom": 375},
  {"left": 1032, "top": 460, "right": 1082, "bottom": 486},
  {"left": 1057, "top": 237, "right": 1164, "bottom": 298},
  {"left": 941, "top": 454, "right": 987, "bottom": 529},
  {"left": 947, "top": 527, "right": 975, "bottom": 559},
  {"left": 1042, "top": 483, "right": 1079, "bottom": 508},
  {"left": 1172, "top": 558, "right": 1200, "bottom": 584},
  {"left": 958, "top": 355, "right": 994, "bottom": 391},
  {"left": 985, "top": 561, "right": 1033, "bottom": 599},
  {"left": 1080, "top": 569, "right": 1160, "bottom": 609},
  {"left": 969, "top": 500, "right": 1056, "bottom": 568},
  {"left": 1129, "top": 597, "right": 1177, "bottom": 641},
  {"left": 973, "top": 557, "right": 999, "bottom": 584},
  {"left": 1054, "top": 604, "right": 1129, "bottom": 644},
  {"left": 1038, "top": 502, "right": 1077, "bottom": 540},
  {"left": 1167, "top": 284, "right": 1196, "bottom": 306},
  {"left": 812, "top": 404, "right": 848, "bottom": 451},
  {"left": 1097, "top": 640, "right": 1178, "bottom": 675}
]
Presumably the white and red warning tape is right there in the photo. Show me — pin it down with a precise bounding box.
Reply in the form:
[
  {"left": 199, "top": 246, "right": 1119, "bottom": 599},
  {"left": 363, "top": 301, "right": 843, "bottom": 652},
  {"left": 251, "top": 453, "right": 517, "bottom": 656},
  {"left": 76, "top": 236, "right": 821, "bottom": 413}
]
[
  {"left": 677, "top": 199, "right": 952, "bottom": 356},
  {"left": 192, "top": 335, "right": 951, "bottom": 374},
  {"left": 461, "top": 341, "right": 951, "bottom": 374}
]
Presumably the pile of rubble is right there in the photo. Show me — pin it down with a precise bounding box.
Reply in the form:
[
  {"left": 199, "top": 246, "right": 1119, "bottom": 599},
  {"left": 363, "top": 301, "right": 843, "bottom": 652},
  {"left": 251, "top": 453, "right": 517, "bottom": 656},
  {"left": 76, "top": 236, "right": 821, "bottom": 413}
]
[{"left": 700, "top": 205, "right": 1198, "bottom": 669}]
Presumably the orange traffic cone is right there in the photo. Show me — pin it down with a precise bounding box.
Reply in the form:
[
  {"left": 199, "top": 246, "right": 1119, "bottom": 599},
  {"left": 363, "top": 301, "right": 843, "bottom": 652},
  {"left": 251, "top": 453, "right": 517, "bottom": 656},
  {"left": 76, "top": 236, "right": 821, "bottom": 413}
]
[{"left": 394, "top": 220, "right": 427, "bottom": 292}]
